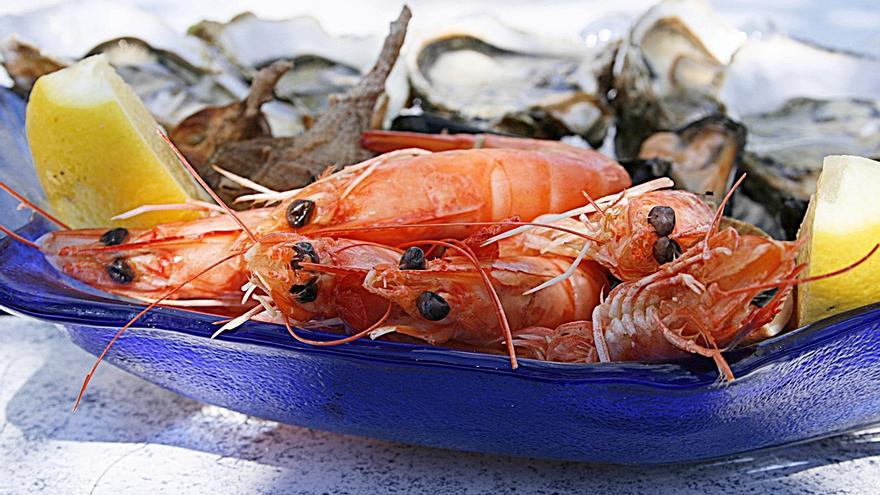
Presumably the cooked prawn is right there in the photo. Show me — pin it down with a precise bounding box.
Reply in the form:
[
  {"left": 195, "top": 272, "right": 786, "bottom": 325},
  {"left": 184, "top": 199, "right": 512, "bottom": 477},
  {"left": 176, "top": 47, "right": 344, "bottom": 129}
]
[
  {"left": 488, "top": 181, "right": 715, "bottom": 283},
  {"left": 249, "top": 145, "right": 630, "bottom": 245}
]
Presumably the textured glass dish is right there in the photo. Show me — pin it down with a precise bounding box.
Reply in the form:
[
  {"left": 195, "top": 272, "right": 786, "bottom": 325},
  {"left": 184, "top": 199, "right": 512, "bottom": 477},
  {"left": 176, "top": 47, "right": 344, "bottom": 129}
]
[{"left": 2, "top": 89, "right": 879, "bottom": 464}]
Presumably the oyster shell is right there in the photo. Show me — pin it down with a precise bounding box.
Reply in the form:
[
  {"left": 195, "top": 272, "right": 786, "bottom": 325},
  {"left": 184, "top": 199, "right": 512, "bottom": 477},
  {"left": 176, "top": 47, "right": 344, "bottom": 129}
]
[
  {"left": 630, "top": 0, "right": 745, "bottom": 98},
  {"left": 0, "top": 38, "right": 65, "bottom": 96},
  {"left": 87, "top": 37, "right": 244, "bottom": 127},
  {"left": 0, "top": 1, "right": 246, "bottom": 128},
  {"left": 610, "top": 0, "right": 746, "bottom": 159},
  {"left": 170, "top": 61, "right": 292, "bottom": 167},
  {"left": 735, "top": 98, "right": 880, "bottom": 238},
  {"left": 719, "top": 34, "right": 880, "bottom": 118},
  {"left": 718, "top": 36, "right": 880, "bottom": 238},
  {"left": 0, "top": 0, "right": 217, "bottom": 71},
  {"left": 190, "top": 12, "right": 407, "bottom": 131},
  {"left": 636, "top": 114, "right": 745, "bottom": 201},
  {"left": 407, "top": 16, "right": 612, "bottom": 144}
]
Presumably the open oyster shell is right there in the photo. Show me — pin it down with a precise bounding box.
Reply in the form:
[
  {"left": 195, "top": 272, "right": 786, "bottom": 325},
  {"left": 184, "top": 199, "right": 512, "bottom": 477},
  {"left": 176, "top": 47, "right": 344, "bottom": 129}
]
[
  {"left": 407, "top": 16, "right": 613, "bottom": 144},
  {"left": 0, "top": 1, "right": 246, "bottom": 128},
  {"left": 719, "top": 34, "right": 880, "bottom": 118},
  {"left": 719, "top": 36, "right": 880, "bottom": 237},
  {"left": 610, "top": 0, "right": 746, "bottom": 159},
  {"left": 636, "top": 114, "right": 745, "bottom": 201}
]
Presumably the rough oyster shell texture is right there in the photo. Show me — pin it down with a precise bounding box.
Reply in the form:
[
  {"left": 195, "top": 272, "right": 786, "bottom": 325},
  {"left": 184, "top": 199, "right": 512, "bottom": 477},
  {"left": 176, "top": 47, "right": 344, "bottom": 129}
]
[
  {"left": 611, "top": 0, "right": 880, "bottom": 238},
  {"left": 0, "top": 0, "right": 244, "bottom": 128},
  {"left": 189, "top": 11, "right": 408, "bottom": 134}
]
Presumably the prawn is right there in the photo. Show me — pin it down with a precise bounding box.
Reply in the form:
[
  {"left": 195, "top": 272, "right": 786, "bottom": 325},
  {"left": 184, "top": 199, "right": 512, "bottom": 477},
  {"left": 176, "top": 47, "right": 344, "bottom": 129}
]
[
  {"left": 386, "top": 131, "right": 720, "bottom": 279},
  {"left": 361, "top": 130, "right": 611, "bottom": 163},
  {"left": 0, "top": 180, "right": 268, "bottom": 310},
  {"left": 524, "top": 177, "right": 878, "bottom": 376},
  {"left": 239, "top": 222, "right": 607, "bottom": 365},
  {"left": 514, "top": 228, "right": 876, "bottom": 373},
  {"left": 247, "top": 144, "right": 630, "bottom": 245},
  {"left": 487, "top": 180, "right": 715, "bottom": 283},
  {"left": 357, "top": 244, "right": 608, "bottom": 350},
  {"left": 592, "top": 227, "right": 801, "bottom": 373}
]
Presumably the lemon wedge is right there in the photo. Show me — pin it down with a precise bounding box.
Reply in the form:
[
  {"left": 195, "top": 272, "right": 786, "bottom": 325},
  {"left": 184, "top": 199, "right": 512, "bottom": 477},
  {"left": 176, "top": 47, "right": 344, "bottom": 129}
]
[
  {"left": 797, "top": 155, "right": 880, "bottom": 325},
  {"left": 26, "top": 55, "right": 203, "bottom": 228}
]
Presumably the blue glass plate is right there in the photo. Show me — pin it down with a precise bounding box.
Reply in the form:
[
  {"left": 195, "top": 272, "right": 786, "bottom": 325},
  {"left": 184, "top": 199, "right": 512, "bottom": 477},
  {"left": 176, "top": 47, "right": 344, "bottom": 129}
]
[{"left": 2, "top": 89, "right": 879, "bottom": 464}]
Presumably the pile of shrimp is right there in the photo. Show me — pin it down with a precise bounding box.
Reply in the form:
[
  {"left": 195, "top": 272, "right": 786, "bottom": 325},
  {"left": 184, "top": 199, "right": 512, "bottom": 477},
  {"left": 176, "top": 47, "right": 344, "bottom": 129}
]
[{"left": 1, "top": 129, "right": 875, "bottom": 409}]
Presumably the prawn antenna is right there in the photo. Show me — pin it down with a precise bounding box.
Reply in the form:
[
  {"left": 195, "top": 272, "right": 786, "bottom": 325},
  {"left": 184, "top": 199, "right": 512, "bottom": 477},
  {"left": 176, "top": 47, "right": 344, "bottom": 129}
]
[
  {"left": 299, "top": 221, "right": 601, "bottom": 245},
  {"left": 723, "top": 243, "right": 879, "bottom": 296},
  {"left": 704, "top": 173, "right": 747, "bottom": 246},
  {"left": 581, "top": 189, "right": 606, "bottom": 217},
  {"left": 0, "top": 180, "right": 70, "bottom": 229},
  {"left": 157, "top": 129, "right": 258, "bottom": 244},
  {"left": 0, "top": 222, "right": 41, "bottom": 250},
  {"left": 73, "top": 248, "right": 247, "bottom": 412},
  {"left": 283, "top": 301, "right": 393, "bottom": 346}
]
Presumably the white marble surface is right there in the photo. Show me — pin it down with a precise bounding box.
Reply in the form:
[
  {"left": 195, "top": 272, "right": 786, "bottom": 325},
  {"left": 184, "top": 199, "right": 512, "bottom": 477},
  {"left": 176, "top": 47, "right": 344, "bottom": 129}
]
[{"left": 1, "top": 317, "right": 880, "bottom": 494}]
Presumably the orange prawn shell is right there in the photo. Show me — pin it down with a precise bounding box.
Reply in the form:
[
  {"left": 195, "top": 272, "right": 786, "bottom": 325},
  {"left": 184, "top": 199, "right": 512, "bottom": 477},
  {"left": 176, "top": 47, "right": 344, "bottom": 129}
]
[
  {"left": 362, "top": 256, "right": 609, "bottom": 347},
  {"left": 257, "top": 149, "right": 631, "bottom": 244},
  {"left": 593, "top": 228, "right": 799, "bottom": 362},
  {"left": 37, "top": 209, "right": 270, "bottom": 306},
  {"left": 588, "top": 190, "right": 714, "bottom": 281},
  {"left": 245, "top": 235, "right": 400, "bottom": 326}
]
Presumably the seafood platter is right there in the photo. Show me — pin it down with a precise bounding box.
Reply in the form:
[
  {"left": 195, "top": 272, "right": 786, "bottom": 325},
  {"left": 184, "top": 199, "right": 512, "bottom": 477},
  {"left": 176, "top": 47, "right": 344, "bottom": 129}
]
[{"left": 0, "top": 0, "right": 879, "bottom": 464}]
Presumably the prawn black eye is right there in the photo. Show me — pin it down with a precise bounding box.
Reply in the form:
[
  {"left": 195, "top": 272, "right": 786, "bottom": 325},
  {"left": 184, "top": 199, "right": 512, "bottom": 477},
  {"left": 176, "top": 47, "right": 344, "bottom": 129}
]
[
  {"left": 286, "top": 199, "right": 315, "bottom": 228},
  {"left": 399, "top": 247, "right": 426, "bottom": 270},
  {"left": 290, "top": 241, "right": 319, "bottom": 270},
  {"left": 106, "top": 257, "right": 135, "bottom": 284},
  {"left": 290, "top": 278, "right": 319, "bottom": 303},
  {"left": 652, "top": 237, "right": 682, "bottom": 264},
  {"left": 648, "top": 206, "right": 676, "bottom": 237},
  {"left": 416, "top": 291, "right": 450, "bottom": 321},
  {"left": 99, "top": 227, "right": 129, "bottom": 246}
]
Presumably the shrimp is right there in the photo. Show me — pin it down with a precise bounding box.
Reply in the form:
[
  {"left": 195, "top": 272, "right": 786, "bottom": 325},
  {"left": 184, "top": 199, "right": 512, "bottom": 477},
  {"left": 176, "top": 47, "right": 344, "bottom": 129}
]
[
  {"left": 513, "top": 229, "right": 802, "bottom": 368},
  {"left": 591, "top": 227, "right": 802, "bottom": 376},
  {"left": 590, "top": 227, "right": 874, "bottom": 376},
  {"left": 359, "top": 250, "right": 608, "bottom": 349},
  {"left": 0, "top": 179, "right": 267, "bottom": 309},
  {"left": 249, "top": 145, "right": 631, "bottom": 245},
  {"left": 239, "top": 222, "right": 608, "bottom": 363},
  {"left": 35, "top": 208, "right": 270, "bottom": 309},
  {"left": 488, "top": 182, "right": 715, "bottom": 282},
  {"left": 243, "top": 233, "right": 401, "bottom": 327},
  {"left": 361, "top": 131, "right": 713, "bottom": 280}
]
